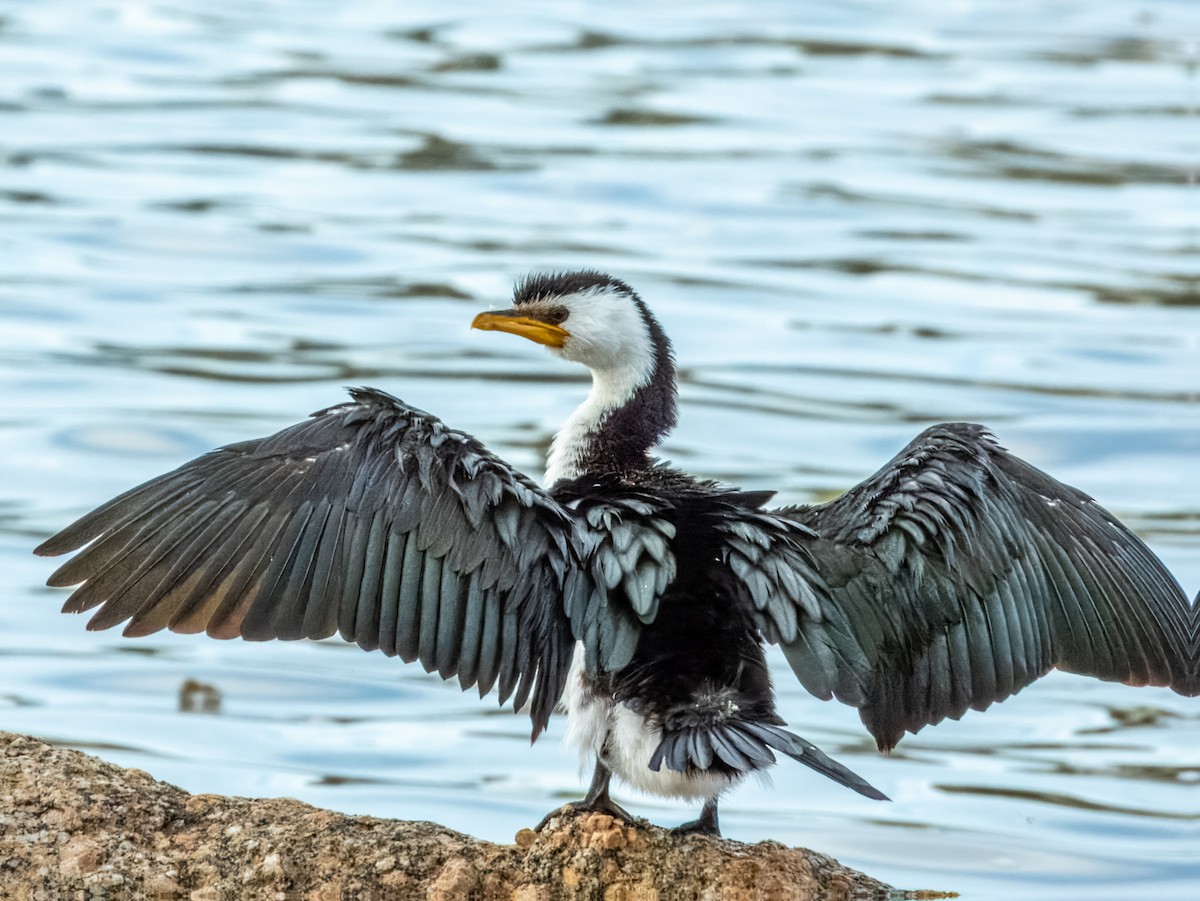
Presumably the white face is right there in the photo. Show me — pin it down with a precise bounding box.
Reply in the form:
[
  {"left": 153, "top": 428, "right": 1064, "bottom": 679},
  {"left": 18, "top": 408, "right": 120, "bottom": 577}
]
[{"left": 544, "top": 285, "right": 655, "bottom": 378}]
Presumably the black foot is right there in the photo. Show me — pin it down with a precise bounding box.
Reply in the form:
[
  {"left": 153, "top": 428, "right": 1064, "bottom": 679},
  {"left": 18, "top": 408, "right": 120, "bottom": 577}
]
[
  {"left": 671, "top": 817, "right": 720, "bottom": 837},
  {"left": 535, "top": 796, "right": 636, "bottom": 832},
  {"left": 538, "top": 759, "right": 639, "bottom": 831},
  {"left": 672, "top": 799, "right": 720, "bottom": 837}
]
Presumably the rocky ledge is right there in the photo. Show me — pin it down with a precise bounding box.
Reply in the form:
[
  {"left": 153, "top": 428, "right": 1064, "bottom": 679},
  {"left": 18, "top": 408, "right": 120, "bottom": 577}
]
[{"left": 0, "top": 731, "right": 910, "bottom": 899}]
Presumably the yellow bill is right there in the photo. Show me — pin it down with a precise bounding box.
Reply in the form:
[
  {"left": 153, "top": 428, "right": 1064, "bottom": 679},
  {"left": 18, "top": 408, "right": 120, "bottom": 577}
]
[{"left": 471, "top": 311, "right": 570, "bottom": 348}]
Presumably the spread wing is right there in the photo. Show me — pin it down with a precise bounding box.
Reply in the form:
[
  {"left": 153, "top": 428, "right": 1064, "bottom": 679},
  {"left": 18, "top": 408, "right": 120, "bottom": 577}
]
[
  {"left": 755, "top": 423, "right": 1194, "bottom": 751},
  {"left": 35, "top": 387, "right": 579, "bottom": 736}
]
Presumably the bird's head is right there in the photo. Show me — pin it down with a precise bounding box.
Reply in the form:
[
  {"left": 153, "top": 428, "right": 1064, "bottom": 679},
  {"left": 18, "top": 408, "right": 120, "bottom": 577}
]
[
  {"left": 473, "top": 271, "right": 677, "bottom": 475},
  {"left": 472, "top": 270, "right": 661, "bottom": 374}
]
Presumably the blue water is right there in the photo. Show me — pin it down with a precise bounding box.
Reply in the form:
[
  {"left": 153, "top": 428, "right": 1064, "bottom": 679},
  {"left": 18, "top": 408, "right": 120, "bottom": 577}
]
[{"left": 2, "top": 2, "right": 1197, "bottom": 898}]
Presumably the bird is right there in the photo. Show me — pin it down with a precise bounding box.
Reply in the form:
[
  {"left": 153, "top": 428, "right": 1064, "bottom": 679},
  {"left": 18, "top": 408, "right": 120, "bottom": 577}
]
[{"left": 35, "top": 270, "right": 1197, "bottom": 837}]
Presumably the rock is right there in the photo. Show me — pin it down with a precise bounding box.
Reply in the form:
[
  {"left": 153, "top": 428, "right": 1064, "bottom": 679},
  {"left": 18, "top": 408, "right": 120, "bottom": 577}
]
[{"left": 0, "top": 731, "right": 907, "bottom": 899}]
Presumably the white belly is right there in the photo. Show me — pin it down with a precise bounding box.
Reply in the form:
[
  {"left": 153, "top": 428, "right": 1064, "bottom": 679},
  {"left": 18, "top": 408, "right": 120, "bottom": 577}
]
[
  {"left": 563, "top": 643, "right": 610, "bottom": 760},
  {"left": 563, "top": 644, "right": 736, "bottom": 801}
]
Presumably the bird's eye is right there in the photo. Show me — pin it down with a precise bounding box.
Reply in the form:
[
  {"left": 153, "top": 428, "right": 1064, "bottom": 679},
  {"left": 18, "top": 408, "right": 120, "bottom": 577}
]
[{"left": 546, "top": 306, "right": 569, "bottom": 325}]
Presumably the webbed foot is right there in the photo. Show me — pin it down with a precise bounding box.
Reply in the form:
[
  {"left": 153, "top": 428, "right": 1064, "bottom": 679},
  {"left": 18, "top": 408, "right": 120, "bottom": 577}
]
[
  {"left": 535, "top": 796, "right": 636, "bottom": 831},
  {"left": 536, "top": 760, "right": 637, "bottom": 831},
  {"left": 671, "top": 798, "right": 720, "bottom": 837}
]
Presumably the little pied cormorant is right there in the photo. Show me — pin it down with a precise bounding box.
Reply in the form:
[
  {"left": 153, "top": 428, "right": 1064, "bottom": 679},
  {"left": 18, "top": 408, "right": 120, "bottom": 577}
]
[{"left": 36, "top": 271, "right": 1197, "bottom": 837}]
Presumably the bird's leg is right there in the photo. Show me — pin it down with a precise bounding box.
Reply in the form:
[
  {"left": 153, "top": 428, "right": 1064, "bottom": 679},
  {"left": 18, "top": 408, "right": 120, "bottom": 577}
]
[
  {"left": 535, "top": 759, "right": 635, "bottom": 830},
  {"left": 579, "top": 758, "right": 634, "bottom": 820},
  {"left": 671, "top": 797, "right": 720, "bottom": 837}
]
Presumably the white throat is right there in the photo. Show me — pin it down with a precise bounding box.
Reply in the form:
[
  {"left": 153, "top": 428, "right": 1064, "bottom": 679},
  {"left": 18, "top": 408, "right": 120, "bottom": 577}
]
[{"left": 531, "top": 283, "right": 660, "bottom": 487}]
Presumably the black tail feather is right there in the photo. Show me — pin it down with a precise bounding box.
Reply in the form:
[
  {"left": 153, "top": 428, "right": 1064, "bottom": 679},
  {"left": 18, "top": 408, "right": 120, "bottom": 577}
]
[
  {"left": 743, "top": 721, "right": 889, "bottom": 801},
  {"left": 649, "top": 720, "right": 888, "bottom": 802}
]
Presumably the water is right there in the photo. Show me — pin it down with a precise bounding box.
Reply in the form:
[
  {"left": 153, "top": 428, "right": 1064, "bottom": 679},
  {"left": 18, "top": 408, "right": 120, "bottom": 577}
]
[{"left": 2, "top": 1, "right": 1198, "bottom": 897}]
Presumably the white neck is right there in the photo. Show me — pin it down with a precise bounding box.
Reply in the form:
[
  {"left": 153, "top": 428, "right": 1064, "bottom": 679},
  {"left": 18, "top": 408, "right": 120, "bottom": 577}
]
[{"left": 544, "top": 364, "right": 646, "bottom": 486}]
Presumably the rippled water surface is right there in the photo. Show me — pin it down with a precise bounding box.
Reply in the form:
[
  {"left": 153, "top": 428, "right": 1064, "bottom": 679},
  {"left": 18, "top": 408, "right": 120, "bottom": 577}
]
[{"left": 2, "top": 1, "right": 1198, "bottom": 898}]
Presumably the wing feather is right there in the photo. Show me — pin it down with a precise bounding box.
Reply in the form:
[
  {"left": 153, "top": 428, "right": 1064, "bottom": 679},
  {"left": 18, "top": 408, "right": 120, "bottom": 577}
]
[
  {"left": 416, "top": 553, "right": 444, "bottom": 669},
  {"left": 456, "top": 573, "right": 486, "bottom": 690},
  {"left": 333, "top": 510, "right": 368, "bottom": 640},
  {"left": 475, "top": 583, "right": 502, "bottom": 697},
  {"left": 35, "top": 387, "right": 581, "bottom": 737},
  {"left": 123, "top": 499, "right": 252, "bottom": 637},
  {"left": 300, "top": 504, "right": 346, "bottom": 640},
  {"left": 765, "top": 423, "right": 1195, "bottom": 750},
  {"left": 351, "top": 510, "right": 388, "bottom": 652},
  {"left": 435, "top": 563, "right": 465, "bottom": 679}
]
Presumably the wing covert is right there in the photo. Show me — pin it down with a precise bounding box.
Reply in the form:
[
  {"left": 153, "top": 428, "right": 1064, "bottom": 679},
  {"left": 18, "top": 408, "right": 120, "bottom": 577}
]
[
  {"left": 36, "top": 387, "right": 579, "bottom": 735},
  {"left": 550, "top": 484, "right": 678, "bottom": 677}
]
